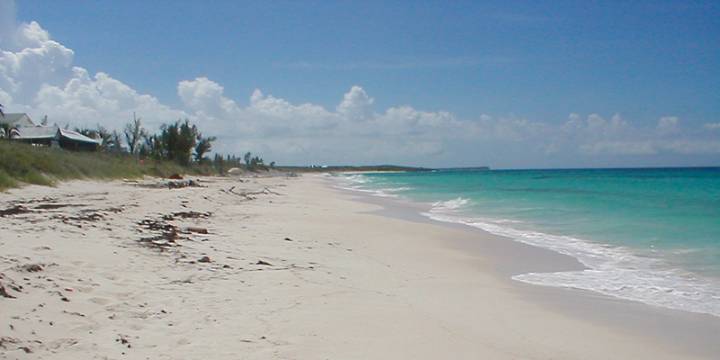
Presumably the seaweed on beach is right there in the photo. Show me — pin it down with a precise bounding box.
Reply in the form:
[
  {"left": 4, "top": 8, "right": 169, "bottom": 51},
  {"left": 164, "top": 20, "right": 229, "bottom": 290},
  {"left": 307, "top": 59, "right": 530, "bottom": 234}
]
[
  {"left": 0, "top": 205, "right": 32, "bottom": 217},
  {"left": 136, "top": 210, "right": 213, "bottom": 251},
  {"left": 136, "top": 218, "right": 184, "bottom": 250},
  {"left": 137, "top": 233, "right": 181, "bottom": 250},
  {"left": 103, "top": 206, "right": 126, "bottom": 214},
  {"left": 162, "top": 211, "right": 212, "bottom": 220},
  {"left": 135, "top": 179, "right": 205, "bottom": 190},
  {"left": 53, "top": 212, "right": 105, "bottom": 227},
  {"left": 138, "top": 218, "right": 179, "bottom": 233},
  {"left": 1, "top": 198, "right": 123, "bottom": 228},
  {"left": 34, "top": 203, "right": 87, "bottom": 210}
]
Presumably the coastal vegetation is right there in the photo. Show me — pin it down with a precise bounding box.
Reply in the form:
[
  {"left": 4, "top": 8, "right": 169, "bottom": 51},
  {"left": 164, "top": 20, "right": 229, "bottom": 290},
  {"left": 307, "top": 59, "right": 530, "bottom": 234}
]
[
  {"left": 0, "top": 112, "right": 270, "bottom": 190},
  {"left": 0, "top": 140, "right": 189, "bottom": 190},
  {"left": 1, "top": 107, "right": 422, "bottom": 191}
]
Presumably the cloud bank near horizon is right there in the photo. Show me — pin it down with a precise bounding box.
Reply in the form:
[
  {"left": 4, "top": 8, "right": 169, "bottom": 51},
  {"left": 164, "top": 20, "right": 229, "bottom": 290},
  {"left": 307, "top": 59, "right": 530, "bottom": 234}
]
[{"left": 1, "top": 8, "right": 718, "bottom": 167}]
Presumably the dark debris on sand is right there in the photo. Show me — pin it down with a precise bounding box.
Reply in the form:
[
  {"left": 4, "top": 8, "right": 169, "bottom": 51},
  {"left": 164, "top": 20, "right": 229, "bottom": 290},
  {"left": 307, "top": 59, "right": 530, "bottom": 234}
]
[
  {"left": 0, "top": 282, "right": 17, "bottom": 299},
  {"left": 162, "top": 211, "right": 212, "bottom": 220},
  {"left": 0, "top": 205, "right": 32, "bottom": 217},
  {"left": 224, "top": 186, "right": 281, "bottom": 200},
  {"left": 137, "top": 219, "right": 183, "bottom": 250},
  {"left": 53, "top": 212, "right": 105, "bottom": 227},
  {"left": 137, "top": 211, "right": 213, "bottom": 251},
  {"left": 167, "top": 179, "right": 204, "bottom": 189},
  {"left": 34, "top": 203, "right": 87, "bottom": 210},
  {"left": 16, "top": 263, "right": 45, "bottom": 273}
]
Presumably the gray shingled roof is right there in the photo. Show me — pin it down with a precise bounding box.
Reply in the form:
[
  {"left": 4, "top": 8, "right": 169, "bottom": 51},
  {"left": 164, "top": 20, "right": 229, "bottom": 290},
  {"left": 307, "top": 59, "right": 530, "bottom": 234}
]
[
  {"left": 1, "top": 113, "right": 26, "bottom": 122},
  {"left": 0, "top": 113, "right": 35, "bottom": 127},
  {"left": 13, "top": 126, "right": 57, "bottom": 140},
  {"left": 13, "top": 125, "right": 101, "bottom": 144}
]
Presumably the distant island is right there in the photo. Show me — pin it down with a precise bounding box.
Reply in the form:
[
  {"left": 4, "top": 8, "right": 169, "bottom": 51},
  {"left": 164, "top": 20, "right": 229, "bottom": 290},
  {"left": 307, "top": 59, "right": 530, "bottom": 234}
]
[
  {"left": 436, "top": 166, "right": 490, "bottom": 171},
  {"left": 277, "top": 165, "right": 491, "bottom": 173},
  {"left": 277, "top": 165, "right": 434, "bottom": 173}
]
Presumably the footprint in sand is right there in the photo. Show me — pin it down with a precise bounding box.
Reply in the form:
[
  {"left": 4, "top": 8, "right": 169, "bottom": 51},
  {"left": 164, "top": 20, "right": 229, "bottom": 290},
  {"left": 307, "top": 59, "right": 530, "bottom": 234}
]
[{"left": 88, "top": 297, "right": 112, "bottom": 305}]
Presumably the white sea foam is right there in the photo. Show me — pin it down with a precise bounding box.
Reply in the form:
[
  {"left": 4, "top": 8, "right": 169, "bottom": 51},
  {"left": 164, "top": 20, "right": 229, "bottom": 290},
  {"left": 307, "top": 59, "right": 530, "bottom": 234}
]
[
  {"left": 333, "top": 175, "right": 720, "bottom": 317},
  {"left": 341, "top": 174, "right": 369, "bottom": 184},
  {"left": 422, "top": 198, "right": 720, "bottom": 317},
  {"left": 333, "top": 174, "right": 411, "bottom": 198},
  {"left": 431, "top": 197, "right": 471, "bottom": 211}
]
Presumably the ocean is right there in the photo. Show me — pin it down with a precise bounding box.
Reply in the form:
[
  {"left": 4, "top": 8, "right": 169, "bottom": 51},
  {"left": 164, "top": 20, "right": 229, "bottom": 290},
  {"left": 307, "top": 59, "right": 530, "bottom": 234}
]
[{"left": 335, "top": 167, "right": 720, "bottom": 317}]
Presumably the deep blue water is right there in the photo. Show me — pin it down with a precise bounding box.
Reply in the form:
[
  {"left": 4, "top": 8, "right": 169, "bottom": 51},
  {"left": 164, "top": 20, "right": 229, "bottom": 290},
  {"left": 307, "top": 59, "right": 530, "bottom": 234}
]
[{"left": 337, "top": 168, "right": 720, "bottom": 316}]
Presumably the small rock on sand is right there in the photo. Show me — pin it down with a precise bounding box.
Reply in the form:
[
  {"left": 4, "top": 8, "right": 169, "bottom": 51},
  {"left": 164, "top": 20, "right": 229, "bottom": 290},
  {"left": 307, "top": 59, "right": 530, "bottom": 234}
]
[{"left": 18, "top": 264, "right": 44, "bottom": 272}]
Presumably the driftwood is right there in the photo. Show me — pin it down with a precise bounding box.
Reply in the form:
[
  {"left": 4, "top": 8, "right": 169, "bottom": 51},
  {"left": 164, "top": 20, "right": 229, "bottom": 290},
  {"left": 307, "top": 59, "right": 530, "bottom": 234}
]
[
  {"left": 34, "top": 203, "right": 87, "bottom": 210},
  {"left": 185, "top": 227, "right": 208, "bottom": 234},
  {"left": 0, "top": 205, "right": 31, "bottom": 217},
  {"left": 168, "top": 179, "right": 203, "bottom": 189},
  {"left": 134, "top": 179, "right": 203, "bottom": 190}
]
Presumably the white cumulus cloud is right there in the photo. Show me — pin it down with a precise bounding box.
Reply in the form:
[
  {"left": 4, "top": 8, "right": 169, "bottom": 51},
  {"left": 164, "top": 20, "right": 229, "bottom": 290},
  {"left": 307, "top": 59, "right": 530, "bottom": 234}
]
[
  {"left": 704, "top": 123, "right": 720, "bottom": 131},
  {"left": 336, "top": 85, "right": 374, "bottom": 121},
  {"left": 1, "top": 12, "right": 184, "bottom": 131},
  {"left": 657, "top": 116, "right": 679, "bottom": 134}
]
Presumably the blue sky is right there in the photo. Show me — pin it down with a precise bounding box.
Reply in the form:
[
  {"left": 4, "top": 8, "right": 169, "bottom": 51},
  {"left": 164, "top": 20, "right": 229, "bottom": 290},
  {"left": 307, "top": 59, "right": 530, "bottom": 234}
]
[{"left": 2, "top": 0, "right": 719, "bottom": 167}]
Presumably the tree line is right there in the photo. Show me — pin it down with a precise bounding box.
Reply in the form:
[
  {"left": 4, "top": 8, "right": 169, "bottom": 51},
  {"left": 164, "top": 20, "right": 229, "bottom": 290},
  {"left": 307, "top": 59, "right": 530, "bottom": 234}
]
[
  {"left": 70, "top": 113, "right": 272, "bottom": 173},
  {"left": 1, "top": 107, "right": 272, "bottom": 173}
]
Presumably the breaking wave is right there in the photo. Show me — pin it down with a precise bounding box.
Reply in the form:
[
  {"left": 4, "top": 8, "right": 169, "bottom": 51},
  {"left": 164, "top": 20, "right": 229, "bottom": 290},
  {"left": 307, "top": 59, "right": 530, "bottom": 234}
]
[{"left": 422, "top": 198, "right": 720, "bottom": 317}]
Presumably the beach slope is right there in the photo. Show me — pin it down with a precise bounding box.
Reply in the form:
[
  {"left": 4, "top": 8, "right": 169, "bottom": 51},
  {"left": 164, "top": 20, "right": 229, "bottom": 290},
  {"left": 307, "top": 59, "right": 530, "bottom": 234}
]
[{"left": 0, "top": 174, "right": 714, "bottom": 359}]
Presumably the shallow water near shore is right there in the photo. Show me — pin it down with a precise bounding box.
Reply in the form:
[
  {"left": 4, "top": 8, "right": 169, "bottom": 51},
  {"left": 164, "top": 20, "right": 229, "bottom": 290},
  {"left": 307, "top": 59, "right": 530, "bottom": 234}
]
[{"left": 335, "top": 168, "right": 720, "bottom": 317}]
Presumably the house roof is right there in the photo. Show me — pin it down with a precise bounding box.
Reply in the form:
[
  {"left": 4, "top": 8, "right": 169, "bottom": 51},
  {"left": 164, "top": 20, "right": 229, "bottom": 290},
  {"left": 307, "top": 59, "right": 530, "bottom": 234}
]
[
  {"left": 13, "top": 125, "right": 101, "bottom": 145},
  {"left": 13, "top": 126, "right": 57, "bottom": 139},
  {"left": 0, "top": 113, "right": 35, "bottom": 127},
  {"left": 59, "top": 128, "right": 102, "bottom": 144}
]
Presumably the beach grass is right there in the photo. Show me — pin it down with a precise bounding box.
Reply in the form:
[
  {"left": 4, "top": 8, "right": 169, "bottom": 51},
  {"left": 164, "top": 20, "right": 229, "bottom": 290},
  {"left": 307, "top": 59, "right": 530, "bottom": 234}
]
[{"left": 0, "top": 141, "right": 205, "bottom": 191}]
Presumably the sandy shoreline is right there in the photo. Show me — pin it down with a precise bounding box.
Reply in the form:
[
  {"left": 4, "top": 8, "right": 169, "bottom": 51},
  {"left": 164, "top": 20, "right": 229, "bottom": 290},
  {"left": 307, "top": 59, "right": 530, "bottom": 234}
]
[
  {"left": 335, "top": 177, "right": 720, "bottom": 358},
  {"left": 1, "top": 174, "right": 718, "bottom": 359}
]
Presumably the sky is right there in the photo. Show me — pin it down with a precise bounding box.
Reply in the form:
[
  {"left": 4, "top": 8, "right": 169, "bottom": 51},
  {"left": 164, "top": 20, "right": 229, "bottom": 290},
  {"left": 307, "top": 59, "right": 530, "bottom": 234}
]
[{"left": 1, "top": 0, "right": 719, "bottom": 168}]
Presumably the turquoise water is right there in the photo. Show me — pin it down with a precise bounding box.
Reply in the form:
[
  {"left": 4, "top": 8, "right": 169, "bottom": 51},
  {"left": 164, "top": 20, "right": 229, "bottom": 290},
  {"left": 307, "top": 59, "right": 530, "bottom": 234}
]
[{"left": 336, "top": 168, "right": 720, "bottom": 316}]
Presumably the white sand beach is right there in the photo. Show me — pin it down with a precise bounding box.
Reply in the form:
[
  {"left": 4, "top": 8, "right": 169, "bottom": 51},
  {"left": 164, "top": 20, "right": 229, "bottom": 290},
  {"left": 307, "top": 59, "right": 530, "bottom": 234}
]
[{"left": 1, "top": 174, "right": 718, "bottom": 359}]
